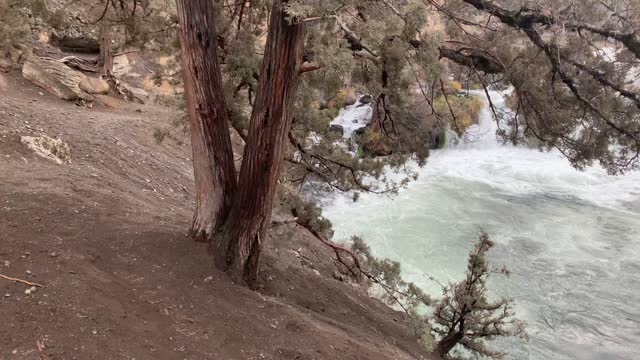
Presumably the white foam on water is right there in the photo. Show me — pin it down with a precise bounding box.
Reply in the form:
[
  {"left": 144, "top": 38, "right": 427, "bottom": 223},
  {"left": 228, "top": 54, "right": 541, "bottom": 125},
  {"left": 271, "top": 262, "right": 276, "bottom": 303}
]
[
  {"left": 329, "top": 98, "right": 373, "bottom": 138},
  {"left": 323, "top": 91, "right": 640, "bottom": 359}
]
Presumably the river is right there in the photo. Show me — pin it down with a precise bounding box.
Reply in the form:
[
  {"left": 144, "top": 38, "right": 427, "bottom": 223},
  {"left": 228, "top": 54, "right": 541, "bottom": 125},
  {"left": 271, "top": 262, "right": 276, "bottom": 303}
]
[{"left": 322, "top": 91, "right": 640, "bottom": 359}]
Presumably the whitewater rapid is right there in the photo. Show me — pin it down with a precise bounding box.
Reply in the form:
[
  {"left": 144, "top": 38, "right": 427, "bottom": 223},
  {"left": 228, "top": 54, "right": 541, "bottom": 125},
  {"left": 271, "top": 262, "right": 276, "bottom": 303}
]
[{"left": 323, "top": 91, "right": 640, "bottom": 359}]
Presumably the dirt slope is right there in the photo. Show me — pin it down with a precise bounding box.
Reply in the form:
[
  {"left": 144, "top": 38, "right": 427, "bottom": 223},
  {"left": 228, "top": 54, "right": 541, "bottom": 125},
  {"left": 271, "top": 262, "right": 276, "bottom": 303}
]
[{"left": 0, "top": 70, "right": 433, "bottom": 360}]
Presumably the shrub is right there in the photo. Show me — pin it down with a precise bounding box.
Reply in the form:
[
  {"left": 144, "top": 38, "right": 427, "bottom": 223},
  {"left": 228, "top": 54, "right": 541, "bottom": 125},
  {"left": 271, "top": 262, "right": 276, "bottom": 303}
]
[
  {"left": 359, "top": 128, "right": 393, "bottom": 157},
  {"left": 449, "top": 80, "right": 463, "bottom": 93},
  {"left": 434, "top": 94, "right": 484, "bottom": 135}
]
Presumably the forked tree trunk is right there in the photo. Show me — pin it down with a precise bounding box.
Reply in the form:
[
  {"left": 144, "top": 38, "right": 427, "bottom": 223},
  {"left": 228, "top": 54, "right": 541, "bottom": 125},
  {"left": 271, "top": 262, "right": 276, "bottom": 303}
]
[
  {"left": 176, "top": 0, "right": 238, "bottom": 242},
  {"left": 98, "top": 24, "right": 113, "bottom": 75},
  {"left": 175, "top": 0, "right": 305, "bottom": 287},
  {"left": 219, "top": 0, "right": 306, "bottom": 287}
]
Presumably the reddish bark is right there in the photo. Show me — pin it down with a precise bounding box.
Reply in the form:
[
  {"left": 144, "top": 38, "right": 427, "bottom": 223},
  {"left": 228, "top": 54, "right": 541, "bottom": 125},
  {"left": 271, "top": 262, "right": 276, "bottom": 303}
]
[
  {"left": 176, "top": 0, "right": 238, "bottom": 244},
  {"left": 176, "top": 0, "right": 306, "bottom": 287},
  {"left": 220, "top": 0, "right": 306, "bottom": 287}
]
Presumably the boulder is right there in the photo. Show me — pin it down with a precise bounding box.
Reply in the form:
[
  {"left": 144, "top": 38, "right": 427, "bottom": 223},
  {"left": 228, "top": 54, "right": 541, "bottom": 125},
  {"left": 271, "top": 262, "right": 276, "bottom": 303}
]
[
  {"left": 127, "top": 86, "right": 149, "bottom": 104},
  {"left": 358, "top": 94, "right": 373, "bottom": 105},
  {"left": 79, "top": 76, "right": 110, "bottom": 95},
  {"left": 329, "top": 124, "right": 345, "bottom": 136},
  {"left": 22, "top": 56, "right": 89, "bottom": 101}
]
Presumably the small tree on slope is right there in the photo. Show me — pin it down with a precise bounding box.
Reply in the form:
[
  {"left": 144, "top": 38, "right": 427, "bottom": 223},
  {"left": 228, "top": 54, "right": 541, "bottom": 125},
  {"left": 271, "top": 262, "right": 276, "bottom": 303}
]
[
  {"left": 350, "top": 232, "right": 526, "bottom": 358},
  {"left": 430, "top": 232, "right": 527, "bottom": 359}
]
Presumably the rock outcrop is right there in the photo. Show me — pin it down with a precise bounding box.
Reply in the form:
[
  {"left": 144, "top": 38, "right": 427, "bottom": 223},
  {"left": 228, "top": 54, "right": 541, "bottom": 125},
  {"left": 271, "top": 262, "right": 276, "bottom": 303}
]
[
  {"left": 79, "top": 76, "right": 110, "bottom": 95},
  {"left": 329, "top": 124, "right": 345, "bottom": 136},
  {"left": 22, "top": 56, "right": 89, "bottom": 101}
]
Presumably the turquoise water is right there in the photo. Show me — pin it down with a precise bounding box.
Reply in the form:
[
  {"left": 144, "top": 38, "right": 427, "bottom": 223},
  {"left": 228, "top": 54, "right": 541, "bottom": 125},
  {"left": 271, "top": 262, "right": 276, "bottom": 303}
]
[{"left": 323, "top": 92, "right": 640, "bottom": 359}]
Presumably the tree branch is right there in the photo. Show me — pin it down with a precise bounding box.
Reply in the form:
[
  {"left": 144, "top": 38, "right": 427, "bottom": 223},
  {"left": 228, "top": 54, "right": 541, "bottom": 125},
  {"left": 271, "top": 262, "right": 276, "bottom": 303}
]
[
  {"left": 460, "top": 0, "right": 640, "bottom": 59},
  {"left": 438, "top": 47, "right": 505, "bottom": 74},
  {"left": 299, "top": 61, "right": 321, "bottom": 74}
]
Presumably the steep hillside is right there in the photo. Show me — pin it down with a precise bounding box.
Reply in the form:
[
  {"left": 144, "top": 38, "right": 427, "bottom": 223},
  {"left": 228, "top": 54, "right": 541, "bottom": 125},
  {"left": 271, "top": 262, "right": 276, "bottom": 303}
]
[{"left": 0, "top": 70, "right": 433, "bottom": 360}]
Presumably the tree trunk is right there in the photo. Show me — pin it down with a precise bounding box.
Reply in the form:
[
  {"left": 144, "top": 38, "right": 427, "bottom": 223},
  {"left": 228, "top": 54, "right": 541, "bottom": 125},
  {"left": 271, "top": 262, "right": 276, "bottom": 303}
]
[
  {"left": 437, "top": 330, "right": 464, "bottom": 356},
  {"left": 176, "top": 0, "right": 238, "bottom": 244},
  {"left": 98, "top": 24, "right": 113, "bottom": 75},
  {"left": 219, "top": 0, "right": 306, "bottom": 287}
]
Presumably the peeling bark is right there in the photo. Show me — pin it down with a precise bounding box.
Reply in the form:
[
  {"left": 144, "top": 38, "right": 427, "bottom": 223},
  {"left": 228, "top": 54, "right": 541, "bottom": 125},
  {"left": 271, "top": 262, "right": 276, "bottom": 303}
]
[
  {"left": 176, "top": 0, "right": 238, "bottom": 244},
  {"left": 220, "top": 0, "right": 306, "bottom": 287}
]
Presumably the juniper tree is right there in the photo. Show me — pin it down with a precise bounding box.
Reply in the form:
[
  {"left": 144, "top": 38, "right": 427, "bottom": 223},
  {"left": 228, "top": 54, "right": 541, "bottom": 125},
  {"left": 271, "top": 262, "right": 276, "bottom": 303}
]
[
  {"left": 176, "top": 0, "right": 449, "bottom": 286},
  {"left": 176, "top": 0, "right": 640, "bottom": 287},
  {"left": 428, "top": 232, "right": 527, "bottom": 359},
  {"left": 347, "top": 232, "right": 526, "bottom": 359},
  {"left": 430, "top": 0, "right": 640, "bottom": 174}
]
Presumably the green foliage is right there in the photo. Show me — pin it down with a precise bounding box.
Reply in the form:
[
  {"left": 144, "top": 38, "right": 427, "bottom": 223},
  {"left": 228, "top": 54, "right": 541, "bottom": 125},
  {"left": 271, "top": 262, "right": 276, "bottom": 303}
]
[
  {"left": 432, "top": 128, "right": 447, "bottom": 149},
  {"left": 347, "top": 231, "right": 525, "bottom": 358},
  {"left": 284, "top": 1, "right": 315, "bottom": 23},
  {"left": 413, "top": 312, "right": 437, "bottom": 353},
  {"left": 438, "top": 0, "right": 640, "bottom": 173},
  {"left": 434, "top": 93, "right": 484, "bottom": 136},
  {"left": 351, "top": 236, "right": 433, "bottom": 310},
  {"left": 276, "top": 186, "right": 333, "bottom": 238},
  {"left": 224, "top": 30, "right": 260, "bottom": 87},
  {"left": 24, "top": 0, "right": 67, "bottom": 28},
  {"left": 270, "top": 0, "right": 443, "bottom": 195},
  {"left": 124, "top": 6, "right": 176, "bottom": 49},
  {"left": 359, "top": 128, "right": 393, "bottom": 157},
  {"left": 429, "top": 232, "right": 527, "bottom": 358}
]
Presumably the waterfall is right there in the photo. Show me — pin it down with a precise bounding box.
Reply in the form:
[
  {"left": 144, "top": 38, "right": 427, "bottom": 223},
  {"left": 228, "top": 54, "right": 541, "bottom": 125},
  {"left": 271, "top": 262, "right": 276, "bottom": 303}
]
[{"left": 323, "top": 91, "right": 640, "bottom": 359}]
